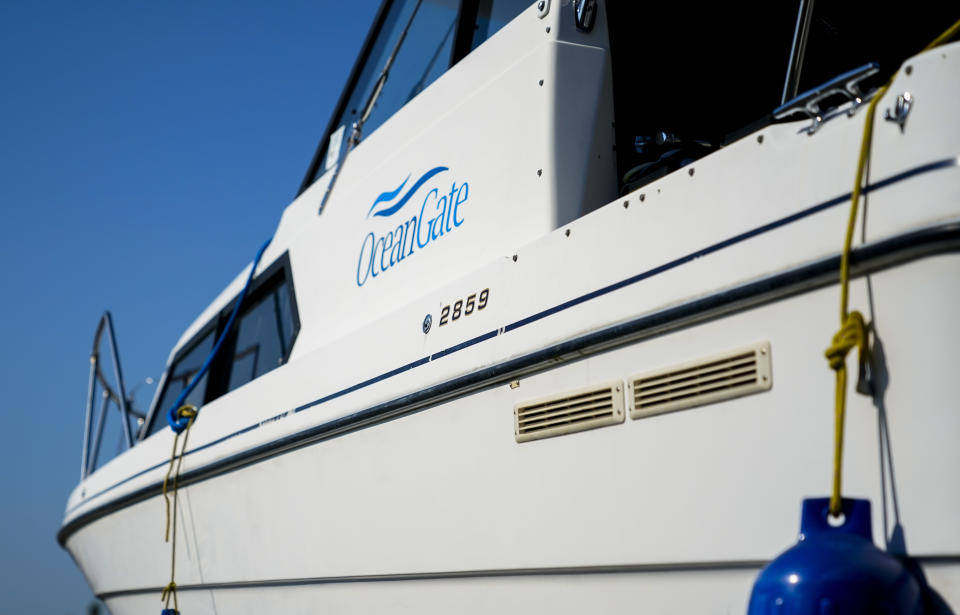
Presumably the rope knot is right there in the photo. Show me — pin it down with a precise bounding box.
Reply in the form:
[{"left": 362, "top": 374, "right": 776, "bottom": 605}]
[
  {"left": 167, "top": 404, "right": 198, "bottom": 434},
  {"left": 177, "top": 404, "right": 198, "bottom": 421},
  {"left": 161, "top": 580, "right": 180, "bottom": 614},
  {"left": 825, "top": 311, "right": 867, "bottom": 372}
]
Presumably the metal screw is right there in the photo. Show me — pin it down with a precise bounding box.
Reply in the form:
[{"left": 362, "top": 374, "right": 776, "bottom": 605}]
[
  {"left": 537, "top": 0, "right": 545, "bottom": 10},
  {"left": 623, "top": 200, "right": 629, "bottom": 208},
  {"left": 539, "top": 79, "right": 544, "bottom": 86},
  {"left": 422, "top": 314, "right": 432, "bottom": 334},
  {"left": 905, "top": 65, "right": 912, "bottom": 75},
  {"left": 537, "top": 168, "right": 542, "bottom": 177},
  {"left": 512, "top": 254, "right": 518, "bottom": 262},
  {"left": 546, "top": 26, "right": 551, "bottom": 33},
  {"left": 688, "top": 167, "right": 695, "bottom": 177},
  {"left": 639, "top": 193, "right": 645, "bottom": 202},
  {"left": 757, "top": 134, "right": 764, "bottom": 144},
  {"left": 565, "top": 229, "right": 570, "bottom": 236}
]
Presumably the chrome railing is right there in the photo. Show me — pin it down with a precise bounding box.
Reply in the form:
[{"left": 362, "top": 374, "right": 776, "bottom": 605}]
[{"left": 80, "top": 311, "right": 144, "bottom": 480}]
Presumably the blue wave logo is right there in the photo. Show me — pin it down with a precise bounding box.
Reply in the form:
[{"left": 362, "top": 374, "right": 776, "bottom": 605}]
[
  {"left": 366, "top": 166, "right": 448, "bottom": 218},
  {"left": 356, "top": 165, "right": 470, "bottom": 287}
]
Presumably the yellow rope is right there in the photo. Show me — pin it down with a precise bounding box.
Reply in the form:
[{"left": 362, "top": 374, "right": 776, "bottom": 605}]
[
  {"left": 923, "top": 19, "right": 960, "bottom": 51},
  {"left": 826, "top": 18, "right": 960, "bottom": 517},
  {"left": 825, "top": 312, "right": 867, "bottom": 516},
  {"left": 161, "top": 404, "right": 198, "bottom": 613}
]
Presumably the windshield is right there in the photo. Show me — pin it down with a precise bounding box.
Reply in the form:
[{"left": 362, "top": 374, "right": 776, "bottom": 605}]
[
  {"left": 306, "top": 0, "right": 531, "bottom": 189},
  {"left": 313, "top": 0, "right": 458, "bottom": 186}
]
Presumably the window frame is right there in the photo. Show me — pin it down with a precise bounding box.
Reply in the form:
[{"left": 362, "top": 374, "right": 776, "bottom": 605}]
[{"left": 139, "top": 252, "right": 301, "bottom": 440}]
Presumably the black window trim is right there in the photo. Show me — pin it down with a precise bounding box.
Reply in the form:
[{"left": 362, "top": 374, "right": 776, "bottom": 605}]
[
  {"left": 139, "top": 252, "right": 301, "bottom": 440},
  {"left": 297, "top": 0, "right": 487, "bottom": 197}
]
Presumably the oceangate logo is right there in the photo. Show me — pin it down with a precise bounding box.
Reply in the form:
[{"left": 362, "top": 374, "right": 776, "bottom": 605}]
[{"left": 356, "top": 166, "right": 469, "bottom": 287}]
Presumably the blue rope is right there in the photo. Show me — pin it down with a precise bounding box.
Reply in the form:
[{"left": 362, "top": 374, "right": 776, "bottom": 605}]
[{"left": 166, "top": 239, "right": 271, "bottom": 433}]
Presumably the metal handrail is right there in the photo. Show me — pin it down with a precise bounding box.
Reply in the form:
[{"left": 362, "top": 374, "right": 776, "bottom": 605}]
[{"left": 80, "top": 311, "right": 143, "bottom": 480}]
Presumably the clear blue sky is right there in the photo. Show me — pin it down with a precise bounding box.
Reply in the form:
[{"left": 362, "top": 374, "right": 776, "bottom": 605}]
[{"left": 0, "top": 1, "right": 379, "bottom": 612}]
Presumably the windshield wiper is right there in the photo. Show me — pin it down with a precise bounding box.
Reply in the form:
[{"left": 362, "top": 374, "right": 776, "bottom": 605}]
[
  {"left": 319, "top": 0, "right": 424, "bottom": 214},
  {"left": 353, "top": 0, "right": 424, "bottom": 144}
]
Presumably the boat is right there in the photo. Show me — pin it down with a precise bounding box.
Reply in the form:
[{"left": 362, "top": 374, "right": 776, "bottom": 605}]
[{"left": 59, "top": 1, "right": 960, "bottom": 612}]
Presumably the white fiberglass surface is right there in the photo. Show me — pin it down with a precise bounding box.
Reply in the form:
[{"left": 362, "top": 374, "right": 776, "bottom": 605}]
[{"left": 69, "top": 255, "right": 960, "bottom": 614}]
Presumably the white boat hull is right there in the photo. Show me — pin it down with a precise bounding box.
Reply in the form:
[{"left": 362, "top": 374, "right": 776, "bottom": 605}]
[
  {"left": 61, "top": 3, "right": 960, "bottom": 611},
  {"left": 66, "top": 250, "right": 960, "bottom": 612}
]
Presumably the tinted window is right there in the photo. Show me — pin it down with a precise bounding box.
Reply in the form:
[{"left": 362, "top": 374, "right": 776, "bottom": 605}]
[
  {"left": 471, "top": 0, "right": 529, "bottom": 51},
  {"left": 146, "top": 330, "right": 214, "bottom": 436},
  {"left": 226, "top": 278, "right": 296, "bottom": 393},
  {"left": 606, "top": 1, "right": 799, "bottom": 192},
  {"left": 144, "top": 257, "right": 300, "bottom": 440},
  {"left": 313, "top": 0, "right": 459, "bottom": 184}
]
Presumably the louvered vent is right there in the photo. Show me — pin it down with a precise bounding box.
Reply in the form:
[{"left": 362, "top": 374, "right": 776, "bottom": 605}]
[
  {"left": 628, "top": 342, "right": 771, "bottom": 419},
  {"left": 515, "top": 381, "right": 624, "bottom": 443}
]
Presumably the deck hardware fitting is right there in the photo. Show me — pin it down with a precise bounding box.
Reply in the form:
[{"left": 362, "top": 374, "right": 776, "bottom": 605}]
[
  {"left": 537, "top": 0, "right": 550, "bottom": 18},
  {"left": 573, "top": 0, "right": 598, "bottom": 32},
  {"left": 422, "top": 314, "right": 432, "bottom": 334},
  {"left": 773, "top": 63, "right": 879, "bottom": 135},
  {"left": 884, "top": 92, "right": 913, "bottom": 132}
]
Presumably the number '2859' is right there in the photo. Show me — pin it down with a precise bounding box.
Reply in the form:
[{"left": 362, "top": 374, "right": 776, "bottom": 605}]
[{"left": 439, "top": 288, "right": 489, "bottom": 327}]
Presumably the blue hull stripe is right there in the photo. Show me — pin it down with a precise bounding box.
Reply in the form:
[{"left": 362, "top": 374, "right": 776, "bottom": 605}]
[{"left": 67, "top": 157, "right": 957, "bottom": 515}]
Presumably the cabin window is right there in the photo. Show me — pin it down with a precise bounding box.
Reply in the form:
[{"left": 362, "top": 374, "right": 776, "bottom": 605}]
[
  {"left": 143, "top": 255, "right": 300, "bottom": 439},
  {"left": 225, "top": 277, "right": 297, "bottom": 393},
  {"left": 606, "top": 1, "right": 958, "bottom": 195},
  {"left": 606, "top": 2, "right": 800, "bottom": 194},
  {"left": 145, "top": 330, "right": 215, "bottom": 437},
  {"left": 302, "top": 0, "right": 530, "bottom": 193},
  {"left": 325, "top": 0, "right": 459, "bottom": 153},
  {"left": 469, "top": 0, "right": 529, "bottom": 51}
]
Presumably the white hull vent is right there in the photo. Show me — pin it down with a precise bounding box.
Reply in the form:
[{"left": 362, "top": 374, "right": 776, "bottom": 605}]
[
  {"left": 515, "top": 381, "right": 625, "bottom": 443},
  {"left": 628, "top": 342, "right": 771, "bottom": 419}
]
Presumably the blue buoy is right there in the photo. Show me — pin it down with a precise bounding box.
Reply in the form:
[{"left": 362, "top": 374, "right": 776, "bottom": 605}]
[
  {"left": 748, "top": 497, "right": 921, "bottom": 614},
  {"left": 161, "top": 609, "right": 179, "bottom": 615}
]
